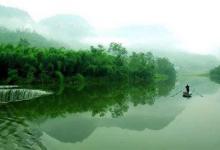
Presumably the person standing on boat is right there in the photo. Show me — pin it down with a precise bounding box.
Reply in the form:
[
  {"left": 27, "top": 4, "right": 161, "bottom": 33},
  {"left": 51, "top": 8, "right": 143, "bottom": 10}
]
[{"left": 185, "top": 84, "right": 190, "bottom": 93}]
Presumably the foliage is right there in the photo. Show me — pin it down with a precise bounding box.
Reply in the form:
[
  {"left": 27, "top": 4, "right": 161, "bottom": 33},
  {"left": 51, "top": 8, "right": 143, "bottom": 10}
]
[
  {"left": 210, "top": 66, "right": 220, "bottom": 83},
  {"left": 156, "top": 57, "right": 176, "bottom": 80},
  {"left": 129, "top": 52, "right": 155, "bottom": 83},
  {"left": 55, "top": 71, "right": 64, "bottom": 85},
  {"left": 7, "top": 68, "right": 19, "bottom": 84},
  {"left": 0, "top": 42, "right": 176, "bottom": 84}
]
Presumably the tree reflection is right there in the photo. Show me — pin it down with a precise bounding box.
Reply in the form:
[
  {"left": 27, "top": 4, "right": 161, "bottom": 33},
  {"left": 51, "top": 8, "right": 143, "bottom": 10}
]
[
  {"left": 156, "top": 78, "right": 176, "bottom": 96},
  {"left": 0, "top": 78, "right": 175, "bottom": 120},
  {"left": 0, "top": 78, "right": 175, "bottom": 148}
]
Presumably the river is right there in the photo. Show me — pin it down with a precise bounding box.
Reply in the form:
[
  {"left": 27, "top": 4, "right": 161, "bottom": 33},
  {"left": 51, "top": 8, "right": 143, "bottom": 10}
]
[{"left": 0, "top": 75, "right": 220, "bottom": 150}]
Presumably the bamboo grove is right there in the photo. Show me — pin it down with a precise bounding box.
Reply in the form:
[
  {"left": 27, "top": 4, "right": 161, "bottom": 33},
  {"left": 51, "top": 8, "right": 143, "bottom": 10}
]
[{"left": 0, "top": 40, "right": 176, "bottom": 85}]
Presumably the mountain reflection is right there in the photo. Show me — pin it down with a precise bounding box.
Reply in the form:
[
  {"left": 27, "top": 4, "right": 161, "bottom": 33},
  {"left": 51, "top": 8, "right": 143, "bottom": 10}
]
[{"left": 0, "top": 79, "right": 175, "bottom": 146}]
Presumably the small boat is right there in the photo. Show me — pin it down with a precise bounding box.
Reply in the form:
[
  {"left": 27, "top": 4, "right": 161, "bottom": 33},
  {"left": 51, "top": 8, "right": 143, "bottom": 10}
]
[{"left": 183, "top": 91, "right": 192, "bottom": 98}]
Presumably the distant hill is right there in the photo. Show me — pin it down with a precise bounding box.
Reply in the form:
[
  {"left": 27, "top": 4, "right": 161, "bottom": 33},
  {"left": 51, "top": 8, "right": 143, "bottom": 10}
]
[
  {"left": 152, "top": 49, "right": 220, "bottom": 74},
  {"left": 0, "top": 27, "right": 62, "bottom": 48},
  {"left": 0, "top": 6, "right": 92, "bottom": 48},
  {"left": 38, "top": 15, "right": 93, "bottom": 47},
  {"left": 0, "top": 5, "right": 34, "bottom": 30},
  {"left": 0, "top": 5, "right": 65, "bottom": 47}
]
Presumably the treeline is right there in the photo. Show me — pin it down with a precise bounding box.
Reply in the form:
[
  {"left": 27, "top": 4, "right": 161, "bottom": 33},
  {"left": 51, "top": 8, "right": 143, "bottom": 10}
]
[
  {"left": 210, "top": 65, "right": 220, "bottom": 83},
  {"left": 0, "top": 41, "right": 176, "bottom": 84}
]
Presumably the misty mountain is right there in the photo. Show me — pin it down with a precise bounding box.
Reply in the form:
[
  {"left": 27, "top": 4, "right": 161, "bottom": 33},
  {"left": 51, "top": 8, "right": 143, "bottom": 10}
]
[
  {"left": 39, "top": 98, "right": 185, "bottom": 143},
  {"left": 0, "top": 27, "right": 62, "bottom": 48},
  {"left": 0, "top": 4, "right": 219, "bottom": 73},
  {"left": 0, "top": 5, "right": 34, "bottom": 30},
  {"left": 0, "top": 5, "right": 92, "bottom": 48},
  {"left": 152, "top": 49, "right": 220, "bottom": 74},
  {"left": 38, "top": 15, "right": 93, "bottom": 47}
]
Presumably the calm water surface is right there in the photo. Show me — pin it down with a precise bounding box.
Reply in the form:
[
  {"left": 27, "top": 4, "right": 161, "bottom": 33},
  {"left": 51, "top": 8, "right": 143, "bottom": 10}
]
[{"left": 0, "top": 76, "right": 220, "bottom": 150}]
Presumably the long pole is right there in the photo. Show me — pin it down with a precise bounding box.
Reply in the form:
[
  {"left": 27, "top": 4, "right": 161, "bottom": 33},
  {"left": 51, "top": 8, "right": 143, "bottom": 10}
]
[
  {"left": 170, "top": 89, "right": 183, "bottom": 97},
  {"left": 191, "top": 86, "right": 203, "bottom": 97}
]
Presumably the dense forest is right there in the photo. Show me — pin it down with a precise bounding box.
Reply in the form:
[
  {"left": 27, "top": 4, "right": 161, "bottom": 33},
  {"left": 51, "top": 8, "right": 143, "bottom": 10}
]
[
  {"left": 0, "top": 40, "right": 176, "bottom": 85},
  {"left": 210, "top": 65, "right": 220, "bottom": 83}
]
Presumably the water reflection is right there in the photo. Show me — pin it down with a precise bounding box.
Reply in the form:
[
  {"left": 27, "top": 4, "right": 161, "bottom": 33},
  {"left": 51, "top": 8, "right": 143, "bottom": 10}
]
[
  {"left": 1, "top": 75, "right": 220, "bottom": 149},
  {"left": 0, "top": 79, "right": 176, "bottom": 148},
  {"left": 175, "top": 75, "right": 220, "bottom": 96},
  {"left": 0, "top": 88, "right": 52, "bottom": 103},
  {"left": 0, "top": 105, "right": 46, "bottom": 150},
  {"left": 0, "top": 85, "right": 19, "bottom": 89},
  {"left": 5, "top": 80, "right": 174, "bottom": 119},
  {"left": 156, "top": 78, "right": 176, "bottom": 96}
]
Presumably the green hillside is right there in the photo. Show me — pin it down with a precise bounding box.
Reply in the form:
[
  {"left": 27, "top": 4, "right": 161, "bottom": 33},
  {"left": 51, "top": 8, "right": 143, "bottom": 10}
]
[{"left": 0, "top": 27, "right": 62, "bottom": 48}]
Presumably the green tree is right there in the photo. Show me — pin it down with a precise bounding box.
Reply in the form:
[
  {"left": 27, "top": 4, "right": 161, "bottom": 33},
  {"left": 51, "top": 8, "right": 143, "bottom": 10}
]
[
  {"left": 18, "top": 38, "right": 30, "bottom": 48},
  {"left": 7, "top": 68, "right": 19, "bottom": 84},
  {"left": 156, "top": 58, "right": 176, "bottom": 80},
  {"left": 210, "top": 66, "right": 220, "bottom": 83}
]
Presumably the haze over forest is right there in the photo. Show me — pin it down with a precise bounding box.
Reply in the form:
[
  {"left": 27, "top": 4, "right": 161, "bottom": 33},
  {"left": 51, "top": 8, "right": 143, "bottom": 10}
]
[{"left": 0, "top": 0, "right": 220, "bottom": 74}]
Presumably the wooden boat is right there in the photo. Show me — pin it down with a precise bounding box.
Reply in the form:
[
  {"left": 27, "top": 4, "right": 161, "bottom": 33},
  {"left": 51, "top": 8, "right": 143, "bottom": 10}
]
[{"left": 183, "top": 91, "right": 192, "bottom": 98}]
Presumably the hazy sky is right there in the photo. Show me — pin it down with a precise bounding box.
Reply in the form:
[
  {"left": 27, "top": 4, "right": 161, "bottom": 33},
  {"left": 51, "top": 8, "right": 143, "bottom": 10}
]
[{"left": 1, "top": 0, "right": 220, "bottom": 54}]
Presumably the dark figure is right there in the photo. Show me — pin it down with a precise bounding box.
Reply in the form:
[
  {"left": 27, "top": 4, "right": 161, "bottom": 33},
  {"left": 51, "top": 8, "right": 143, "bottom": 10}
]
[{"left": 185, "top": 84, "right": 190, "bottom": 93}]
